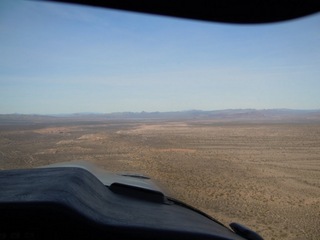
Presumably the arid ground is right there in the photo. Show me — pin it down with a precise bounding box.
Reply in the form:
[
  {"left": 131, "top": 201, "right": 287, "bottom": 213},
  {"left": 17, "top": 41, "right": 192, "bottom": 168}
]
[{"left": 0, "top": 119, "right": 319, "bottom": 240}]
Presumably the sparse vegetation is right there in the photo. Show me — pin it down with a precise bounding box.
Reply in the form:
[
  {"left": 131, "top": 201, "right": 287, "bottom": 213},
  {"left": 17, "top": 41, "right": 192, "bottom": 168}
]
[{"left": 0, "top": 118, "right": 319, "bottom": 240}]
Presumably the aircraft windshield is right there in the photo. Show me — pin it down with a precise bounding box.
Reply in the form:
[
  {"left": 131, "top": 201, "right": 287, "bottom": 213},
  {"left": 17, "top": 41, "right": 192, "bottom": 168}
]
[{"left": 0, "top": 1, "right": 319, "bottom": 239}]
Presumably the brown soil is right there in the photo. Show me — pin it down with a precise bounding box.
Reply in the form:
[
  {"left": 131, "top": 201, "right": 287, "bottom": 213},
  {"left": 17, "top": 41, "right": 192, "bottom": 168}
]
[{"left": 0, "top": 120, "right": 319, "bottom": 240}]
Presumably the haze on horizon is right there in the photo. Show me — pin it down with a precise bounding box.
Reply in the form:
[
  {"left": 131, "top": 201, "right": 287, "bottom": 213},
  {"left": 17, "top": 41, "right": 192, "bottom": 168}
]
[{"left": 0, "top": 0, "right": 319, "bottom": 115}]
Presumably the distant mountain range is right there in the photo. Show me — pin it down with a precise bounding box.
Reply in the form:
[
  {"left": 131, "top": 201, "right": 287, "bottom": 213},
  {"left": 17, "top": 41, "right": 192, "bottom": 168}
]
[{"left": 1, "top": 109, "right": 320, "bottom": 125}]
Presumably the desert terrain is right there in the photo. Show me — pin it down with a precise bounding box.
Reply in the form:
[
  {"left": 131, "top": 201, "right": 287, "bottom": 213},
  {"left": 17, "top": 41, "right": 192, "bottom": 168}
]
[{"left": 0, "top": 117, "right": 319, "bottom": 240}]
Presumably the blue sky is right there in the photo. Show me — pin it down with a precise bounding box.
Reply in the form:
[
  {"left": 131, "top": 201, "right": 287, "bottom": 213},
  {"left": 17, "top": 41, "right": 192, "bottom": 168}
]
[{"left": 0, "top": 0, "right": 319, "bottom": 114}]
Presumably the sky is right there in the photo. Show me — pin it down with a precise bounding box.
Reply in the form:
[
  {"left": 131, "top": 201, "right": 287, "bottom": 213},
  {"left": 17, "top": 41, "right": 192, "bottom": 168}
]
[{"left": 0, "top": 0, "right": 319, "bottom": 114}]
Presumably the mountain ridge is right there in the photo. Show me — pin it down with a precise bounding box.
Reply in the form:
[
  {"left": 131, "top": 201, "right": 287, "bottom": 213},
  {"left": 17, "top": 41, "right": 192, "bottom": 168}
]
[{"left": 1, "top": 109, "right": 320, "bottom": 125}]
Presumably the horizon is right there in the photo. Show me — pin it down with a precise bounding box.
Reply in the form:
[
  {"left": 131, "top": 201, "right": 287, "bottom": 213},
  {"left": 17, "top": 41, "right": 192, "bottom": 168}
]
[
  {"left": 1, "top": 108, "right": 320, "bottom": 116},
  {"left": 1, "top": 0, "right": 319, "bottom": 114}
]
